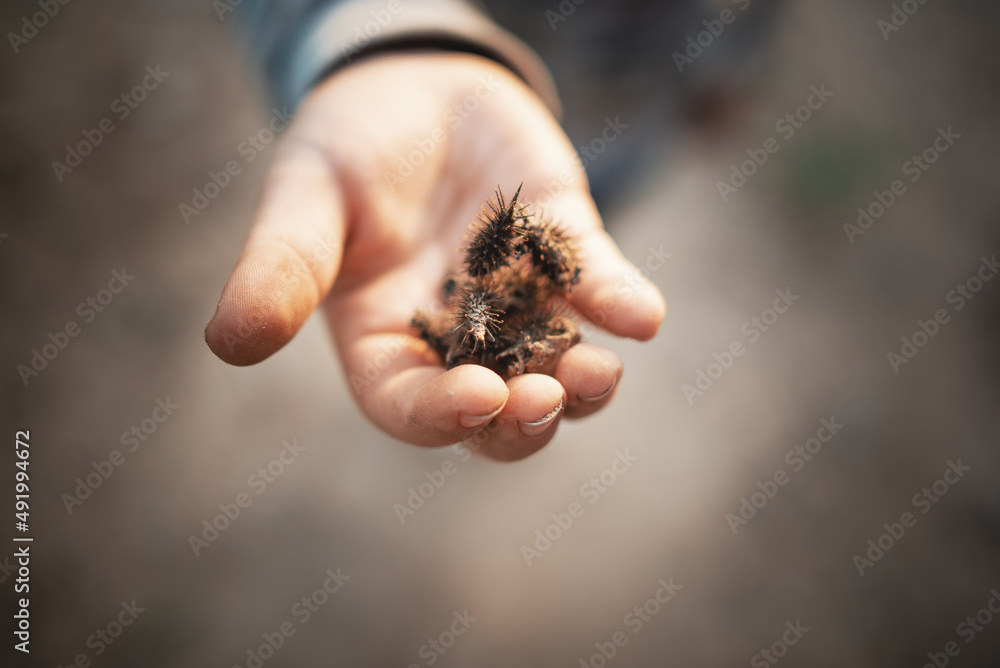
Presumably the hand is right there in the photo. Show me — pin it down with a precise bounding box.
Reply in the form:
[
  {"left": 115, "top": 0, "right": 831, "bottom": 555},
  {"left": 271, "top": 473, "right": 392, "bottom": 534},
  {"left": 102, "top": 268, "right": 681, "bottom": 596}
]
[{"left": 205, "top": 52, "right": 665, "bottom": 460}]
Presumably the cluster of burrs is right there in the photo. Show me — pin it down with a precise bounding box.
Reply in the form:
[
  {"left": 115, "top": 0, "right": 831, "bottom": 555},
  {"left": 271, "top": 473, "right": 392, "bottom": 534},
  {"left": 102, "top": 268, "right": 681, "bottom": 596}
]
[{"left": 412, "top": 184, "right": 583, "bottom": 379}]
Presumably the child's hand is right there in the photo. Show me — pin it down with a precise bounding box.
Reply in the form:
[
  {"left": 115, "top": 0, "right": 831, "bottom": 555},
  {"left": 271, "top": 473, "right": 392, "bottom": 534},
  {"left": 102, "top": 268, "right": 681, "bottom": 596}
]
[{"left": 205, "top": 52, "right": 665, "bottom": 460}]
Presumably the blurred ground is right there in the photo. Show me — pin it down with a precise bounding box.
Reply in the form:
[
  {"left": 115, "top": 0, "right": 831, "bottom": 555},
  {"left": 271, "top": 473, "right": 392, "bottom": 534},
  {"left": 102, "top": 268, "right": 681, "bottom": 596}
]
[{"left": 2, "top": 0, "right": 1000, "bottom": 666}]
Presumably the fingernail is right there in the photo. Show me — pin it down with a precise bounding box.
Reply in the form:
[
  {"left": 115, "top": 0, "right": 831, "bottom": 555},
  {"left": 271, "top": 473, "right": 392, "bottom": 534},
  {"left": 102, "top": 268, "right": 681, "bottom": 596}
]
[
  {"left": 579, "top": 377, "right": 617, "bottom": 402},
  {"left": 459, "top": 405, "right": 504, "bottom": 429},
  {"left": 518, "top": 399, "right": 564, "bottom": 437}
]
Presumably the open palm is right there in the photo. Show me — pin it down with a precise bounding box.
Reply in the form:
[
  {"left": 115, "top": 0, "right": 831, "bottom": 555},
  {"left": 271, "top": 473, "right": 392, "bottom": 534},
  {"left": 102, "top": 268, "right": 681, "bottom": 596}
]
[{"left": 205, "top": 53, "right": 665, "bottom": 460}]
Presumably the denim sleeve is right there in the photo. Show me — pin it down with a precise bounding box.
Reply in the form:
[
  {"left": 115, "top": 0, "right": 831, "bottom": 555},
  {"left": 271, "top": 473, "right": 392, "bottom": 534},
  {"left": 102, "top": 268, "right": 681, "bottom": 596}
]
[{"left": 229, "top": 0, "right": 560, "bottom": 116}]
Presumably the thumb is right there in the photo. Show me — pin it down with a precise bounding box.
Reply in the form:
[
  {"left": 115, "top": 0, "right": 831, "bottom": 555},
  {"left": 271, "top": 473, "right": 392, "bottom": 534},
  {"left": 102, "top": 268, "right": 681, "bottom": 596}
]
[{"left": 205, "top": 144, "right": 345, "bottom": 365}]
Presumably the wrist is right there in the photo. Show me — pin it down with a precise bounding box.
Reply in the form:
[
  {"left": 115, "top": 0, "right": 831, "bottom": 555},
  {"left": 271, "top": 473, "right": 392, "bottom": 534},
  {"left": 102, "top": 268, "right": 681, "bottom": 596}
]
[{"left": 277, "top": 0, "right": 560, "bottom": 118}]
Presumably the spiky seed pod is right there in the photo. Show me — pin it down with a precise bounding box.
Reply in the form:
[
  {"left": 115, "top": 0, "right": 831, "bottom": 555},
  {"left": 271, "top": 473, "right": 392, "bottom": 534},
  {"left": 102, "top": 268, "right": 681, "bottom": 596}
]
[
  {"left": 491, "top": 264, "right": 556, "bottom": 315},
  {"left": 497, "top": 301, "right": 582, "bottom": 377},
  {"left": 452, "top": 280, "right": 503, "bottom": 354},
  {"left": 517, "top": 217, "right": 581, "bottom": 289},
  {"left": 445, "top": 343, "right": 476, "bottom": 370},
  {"left": 412, "top": 185, "right": 585, "bottom": 378},
  {"left": 464, "top": 183, "right": 528, "bottom": 277},
  {"left": 441, "top": 275, "right": 460, "bottom": 301},
  {"left": 411, "top": 310, "right": 451, "bottom": 361}
]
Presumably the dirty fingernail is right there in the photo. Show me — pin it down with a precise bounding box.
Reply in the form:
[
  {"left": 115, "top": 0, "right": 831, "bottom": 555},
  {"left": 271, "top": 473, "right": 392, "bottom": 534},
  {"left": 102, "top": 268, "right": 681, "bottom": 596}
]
[
  {"left": 459, "top": 405, "right": 504, "bottom": 429},
  {"left": 518, "top": 399, "right": 564, "bottom": 437},
  {"left": 580, "top": 377, "right": 617, "bottom": 402}
]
